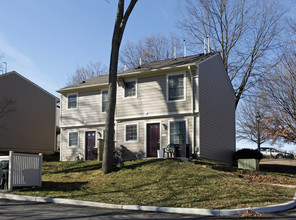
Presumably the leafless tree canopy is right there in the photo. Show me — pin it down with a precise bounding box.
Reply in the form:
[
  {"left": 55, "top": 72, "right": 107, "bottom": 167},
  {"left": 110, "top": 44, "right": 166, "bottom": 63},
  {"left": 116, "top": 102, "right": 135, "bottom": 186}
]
[
  {"left": 119, "top": 34, "right": 183, "bottom": 69},
  {"left": 180, "top": 0, "right": 285, "bottom": 108},
  {"left": 66, "top": 61, "right": 108, "bottom": 85},
  {"left": 260, "top": 51, "right": 296, "bottom": 144},
  {"left": 237, "top": 98, "right": 270, "bottom": 145}
]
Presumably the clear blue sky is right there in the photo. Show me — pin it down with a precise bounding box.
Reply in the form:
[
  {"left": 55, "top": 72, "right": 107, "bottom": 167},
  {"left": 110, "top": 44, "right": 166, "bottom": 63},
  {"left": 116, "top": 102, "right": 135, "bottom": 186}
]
[
  {"left": 1, "top": 0, "right": 295, "bottom": 152},
  {"left": 0, "top": 0, "right": 182, "bottom": 96}
]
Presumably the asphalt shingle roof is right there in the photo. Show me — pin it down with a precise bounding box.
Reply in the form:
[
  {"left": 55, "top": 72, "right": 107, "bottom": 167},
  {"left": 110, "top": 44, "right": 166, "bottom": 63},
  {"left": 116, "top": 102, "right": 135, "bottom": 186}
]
[
  {"left": 57, "top": 53, "right": 216, "bottom": 92},
  {"left": 57, "top": 74, "right": 109, "bottom": 91},
  {"left": 119, "top": 53, "right": 215, "bottom": 75}
]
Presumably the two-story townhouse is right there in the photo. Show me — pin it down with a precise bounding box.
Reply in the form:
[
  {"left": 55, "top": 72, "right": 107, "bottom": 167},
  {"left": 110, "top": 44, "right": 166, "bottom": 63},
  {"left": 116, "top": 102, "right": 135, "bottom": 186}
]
[
  {"left": 0, "top": 71, "right": 59, "bottom": 154},
  {"left": 57, "top": 52, "right": 236, "bottom": 163}
]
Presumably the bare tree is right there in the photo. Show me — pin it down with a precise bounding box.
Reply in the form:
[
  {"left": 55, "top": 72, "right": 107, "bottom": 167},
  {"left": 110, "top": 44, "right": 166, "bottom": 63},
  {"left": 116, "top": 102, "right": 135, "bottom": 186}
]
[
  {"left": 237, "top": 97, "right": 270, "bottom": 148},
  {"left": 261, "top": 51, "right": 296, "bottom": 144},
  {"left": 103, "top": 0, "right": 137, "bottom": 174},
  {"left": 180, "top": 0, "right": 285, "bottom": 108},
  {"left": 66, "top": 61, "right": 108, "bottom": 85},
  {"left": 0, "top": 98, "right": 15, "bottom": 129},
  {"left": 119, "top": 33, "right": 183, "bottom": 69}
]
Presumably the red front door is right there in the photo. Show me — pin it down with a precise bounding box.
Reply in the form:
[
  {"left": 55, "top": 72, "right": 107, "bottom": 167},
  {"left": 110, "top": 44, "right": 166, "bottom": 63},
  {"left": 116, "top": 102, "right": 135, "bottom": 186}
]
[
  {"left": 147, "top": 123, "right": 160, "bottom": 157},
  {"left": 86, "top": 131, "right": 96, "bottom": 160}
]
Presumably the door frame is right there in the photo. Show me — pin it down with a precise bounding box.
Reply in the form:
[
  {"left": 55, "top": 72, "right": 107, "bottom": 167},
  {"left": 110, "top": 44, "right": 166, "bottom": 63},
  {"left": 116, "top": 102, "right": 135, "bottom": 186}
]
[
  {"left": 85, "top": 130, "right": 97, "bottom": 160},
  {"left": 145, "top": 121, "right": 162, "bottom": 158}
]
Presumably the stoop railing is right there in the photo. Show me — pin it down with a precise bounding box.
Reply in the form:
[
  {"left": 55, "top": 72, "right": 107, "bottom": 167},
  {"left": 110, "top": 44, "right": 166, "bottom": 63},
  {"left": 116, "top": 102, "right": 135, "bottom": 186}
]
[{"left": 7, "top": 151, "right": 42, "bottom": 191}]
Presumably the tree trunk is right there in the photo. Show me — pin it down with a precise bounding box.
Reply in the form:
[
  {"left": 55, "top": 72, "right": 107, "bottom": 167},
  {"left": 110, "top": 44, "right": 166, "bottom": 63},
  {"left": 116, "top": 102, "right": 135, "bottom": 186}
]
[{"left": 102, "top": 0, "right": 137, "bottom": 174}]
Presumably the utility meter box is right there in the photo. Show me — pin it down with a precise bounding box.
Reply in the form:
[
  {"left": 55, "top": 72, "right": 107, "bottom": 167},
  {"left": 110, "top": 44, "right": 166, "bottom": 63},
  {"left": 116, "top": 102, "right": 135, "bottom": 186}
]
[{"left": 0, "top": 160, "right": 9, "bottom": 190}]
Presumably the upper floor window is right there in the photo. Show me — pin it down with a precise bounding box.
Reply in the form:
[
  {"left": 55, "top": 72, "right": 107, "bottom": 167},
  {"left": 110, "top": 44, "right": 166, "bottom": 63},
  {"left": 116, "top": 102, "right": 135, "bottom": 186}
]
[
  {"left": 167, "top": 74, "right": 185, "bottom": 101},
  {"left": 102, "top": 90, "right": 108, "bottom": 112},
  {"left": 125, "top": 124, "right": 138, "bottom": 142},
  {"left": 124, "top": 80, "right": 137, "bottom": 98},
  {"left": 68, "top": 94, "right": 77, "bottom": 109},
  {"left": 69, "top": 132, "right": 79, "bottom": 147}
]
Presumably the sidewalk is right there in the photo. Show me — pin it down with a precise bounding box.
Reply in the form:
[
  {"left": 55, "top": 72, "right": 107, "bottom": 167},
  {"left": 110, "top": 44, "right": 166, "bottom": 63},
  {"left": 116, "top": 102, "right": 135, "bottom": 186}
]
[{"left": 1, "top": 192, "right": 296, "bottom": 217}]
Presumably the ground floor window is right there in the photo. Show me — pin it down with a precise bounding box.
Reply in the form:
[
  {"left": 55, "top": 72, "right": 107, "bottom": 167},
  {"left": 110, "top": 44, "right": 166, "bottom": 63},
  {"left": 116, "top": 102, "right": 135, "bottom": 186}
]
[
  {"left": 125, "top": 124, "right": 138, "bottom": 142},
  {"left": 170, "top": 121, "right": 186, "bottom": 144},
  {"left": 69, "top": 132, "right": 78, "bottom": 147}
]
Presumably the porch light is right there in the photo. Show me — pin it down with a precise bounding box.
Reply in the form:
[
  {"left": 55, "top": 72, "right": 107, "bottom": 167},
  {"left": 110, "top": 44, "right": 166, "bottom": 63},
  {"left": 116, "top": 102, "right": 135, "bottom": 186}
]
[
  {"left": 118, "top": 78, "right": 125, "bottom": 87},
  {"left": 97, "top": 131, "right": 102, "bottom": 138},
  {"left": 162, "top": 124, "right": 167, "bottom": 130}
]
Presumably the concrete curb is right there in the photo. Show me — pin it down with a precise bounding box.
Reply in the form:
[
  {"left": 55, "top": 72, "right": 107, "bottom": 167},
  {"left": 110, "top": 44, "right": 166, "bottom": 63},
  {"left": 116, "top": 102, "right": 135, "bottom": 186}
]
[{"left": 1, "top": 193, "right": 296, "bottom": 216}]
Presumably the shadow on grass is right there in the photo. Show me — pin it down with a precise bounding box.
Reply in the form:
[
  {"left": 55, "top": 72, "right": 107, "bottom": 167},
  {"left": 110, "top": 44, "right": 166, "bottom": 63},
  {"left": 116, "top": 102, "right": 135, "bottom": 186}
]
[
  {"left": 17, "top": 181, "right": 88, "bottom": 192},
  {"left": 21, "top": 181, "right": 88, "bottom": 192},
  {"left": 48, "top": 162, "right": 102, "bottom": 174},
  {"left": 260, "top": 164, "right": 296, "bottom": 175},
  {"left": 122, "top": 159, "right": 168, "bottom": 171}
]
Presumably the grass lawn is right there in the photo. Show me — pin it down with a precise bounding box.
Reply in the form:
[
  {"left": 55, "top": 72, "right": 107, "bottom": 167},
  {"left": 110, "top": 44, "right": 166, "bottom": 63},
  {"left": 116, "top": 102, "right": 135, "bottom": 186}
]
[{"left": 9, "top": 159, "right": 296, "bottom": 209}]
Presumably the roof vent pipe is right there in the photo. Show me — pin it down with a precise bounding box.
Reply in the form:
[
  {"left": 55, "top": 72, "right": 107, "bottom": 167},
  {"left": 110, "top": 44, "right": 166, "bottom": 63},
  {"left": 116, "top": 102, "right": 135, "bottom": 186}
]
[
  {"left": 203, "top": 39, "right": 207, "bottom": 55},
  {"left": 174, "top": 47, "right": 177, "bottom": 59},
  {"left": 139, "top": 57, "right": 142, "bottom": 66},
  {"left": 207, "top": 36, "right": 210, "bottom": 53},
  {"left": 3, "top": 62, "right": 7, "bottom": 73},
  {"left": 124, "top": 64, "right": 127, "bottom": 71},
  {"left": 183, "top": 40, "right": 187, "bottom": 57}
]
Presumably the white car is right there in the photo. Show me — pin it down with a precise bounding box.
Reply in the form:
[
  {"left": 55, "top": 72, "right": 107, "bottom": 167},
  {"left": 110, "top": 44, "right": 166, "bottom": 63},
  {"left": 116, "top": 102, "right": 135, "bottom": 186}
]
[{"left": 260, "top": 147, "right": 294, "bottom": 159}]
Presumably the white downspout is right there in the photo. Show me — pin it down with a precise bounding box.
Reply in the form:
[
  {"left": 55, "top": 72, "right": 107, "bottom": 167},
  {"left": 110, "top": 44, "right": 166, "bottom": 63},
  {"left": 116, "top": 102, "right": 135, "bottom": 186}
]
[
  {"left": 195, "top": 65, "right": 200, "bottom": 157},
  {"left": 188, "top": 66, "right": 195, "bottom": 156}
]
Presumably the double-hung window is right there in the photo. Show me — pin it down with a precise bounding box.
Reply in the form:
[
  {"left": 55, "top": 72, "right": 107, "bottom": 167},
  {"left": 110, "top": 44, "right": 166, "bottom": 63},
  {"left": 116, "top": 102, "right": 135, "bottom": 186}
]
[
  {"left": 170, "top": 121, "right": 186, "bottom": 144},
  {"left": 124, "top": 80, "right": 136, "bottom": 98},
  {"left": 125, "top": 124, "right": 138, "bottom": 142},
  {"left": 68, "top": 94, "right": 77, "bottom": 109},
  {"left": 102, "top": 90, "right": 108, "bottom": 112},
  {"left": 168, "top": 74, "right": 185, "bottom": 101},
  {"left": 69, "top": 132, "right": 79, "bottom": 147}
]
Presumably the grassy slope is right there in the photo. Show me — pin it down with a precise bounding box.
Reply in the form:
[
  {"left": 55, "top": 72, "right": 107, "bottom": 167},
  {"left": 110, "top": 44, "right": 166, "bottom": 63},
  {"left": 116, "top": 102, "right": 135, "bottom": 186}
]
[{"left": 12, "top": 159, "right": 296, "bottom": 209}]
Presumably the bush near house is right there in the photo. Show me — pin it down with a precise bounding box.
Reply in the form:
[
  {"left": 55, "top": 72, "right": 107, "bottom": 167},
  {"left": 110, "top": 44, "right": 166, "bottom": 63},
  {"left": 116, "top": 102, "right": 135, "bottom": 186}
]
[{"left": 234, "top": 149, "right": 263, "bottom": 160}]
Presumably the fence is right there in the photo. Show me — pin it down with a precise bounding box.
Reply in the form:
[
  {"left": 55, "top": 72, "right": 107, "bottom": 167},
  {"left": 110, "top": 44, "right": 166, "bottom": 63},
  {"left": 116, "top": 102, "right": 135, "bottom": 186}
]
[{"left": 0, "top": 151, "right": 42, "bottom": 191}]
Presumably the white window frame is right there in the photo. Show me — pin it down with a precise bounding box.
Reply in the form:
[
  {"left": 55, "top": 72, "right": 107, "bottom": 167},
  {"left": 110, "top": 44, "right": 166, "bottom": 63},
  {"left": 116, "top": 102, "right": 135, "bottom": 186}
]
[
  {"left": 68, "top": 131, "right": 79, "bottom": 147},
  {"left": 123, "top": 78, "right": 137, "bottom": 99},
  {"left": 101, "top": 89, "right": 108, "bottom": 113},
  {"left": 124, "top": 123, "right": 139, "bottom": 142},
  {"left": 67, "top": 93, "right": 78, "bottom": 109},
  {"left": 166, "top": 72, "right": 186, "bottom": 102},
  {"left": 168, "top": 119, "right": 188, "bottom": 144}
]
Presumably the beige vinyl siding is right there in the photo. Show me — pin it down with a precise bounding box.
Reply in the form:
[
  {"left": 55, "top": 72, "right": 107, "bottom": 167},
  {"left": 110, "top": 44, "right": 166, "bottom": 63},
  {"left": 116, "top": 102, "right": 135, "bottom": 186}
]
[
  {"left": 198, "top": 54, "right": 235, "bottom": 163},
  {"left": 0, "top": 72, "right": 57, "bottom": 154},
  {"left": 116, "top": 70, "right": 192, "bottom": 119},
  {"left": 60, "top": 125, "right": 105, "bottom": 161},
  {"left": 61, "top": 90, "right": 106, "bottom": 126},
  {"left": 116, "top": 116, "right": 194, "bottom": 159},
  {"left": 60, "top": 129, "right": 83, "bottom": 161}
]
